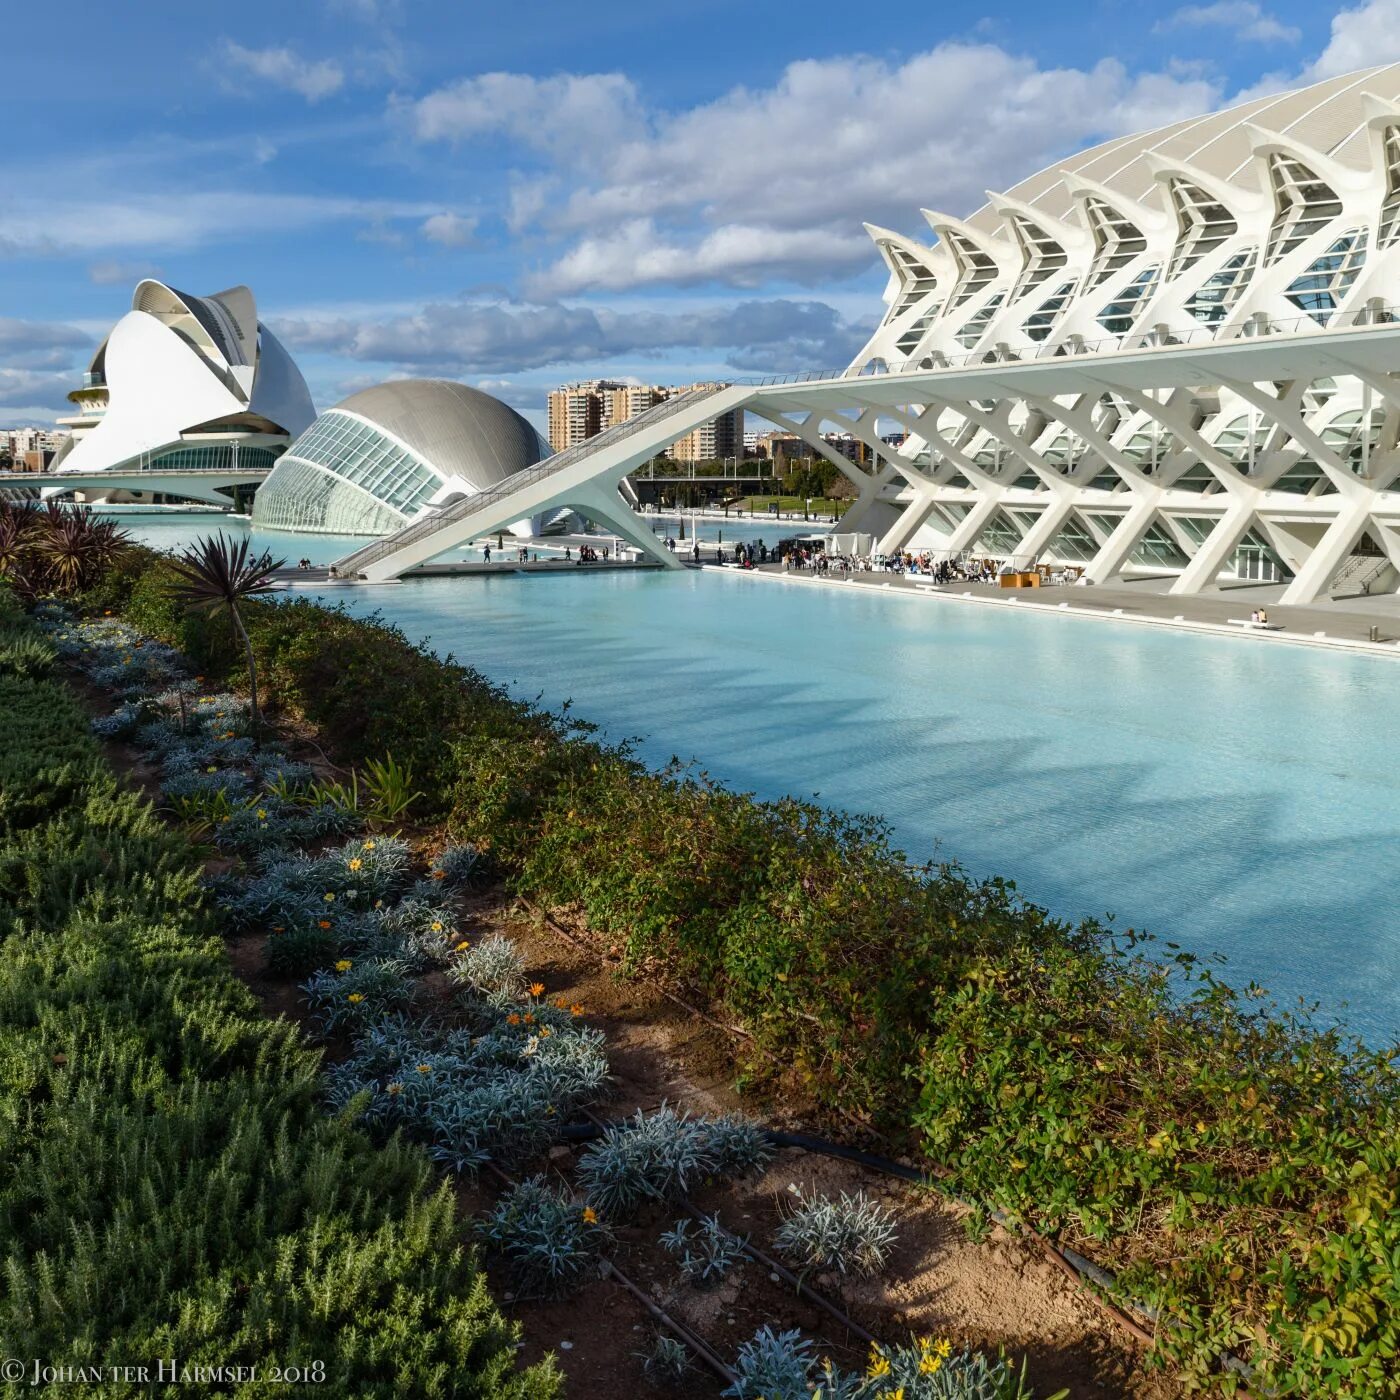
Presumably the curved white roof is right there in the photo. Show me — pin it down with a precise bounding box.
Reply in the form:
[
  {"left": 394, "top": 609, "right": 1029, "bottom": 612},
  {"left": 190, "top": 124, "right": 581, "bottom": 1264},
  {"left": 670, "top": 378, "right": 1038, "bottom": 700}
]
[{"left": 965, "top": 64, "right": 1400, "bottom": 234}]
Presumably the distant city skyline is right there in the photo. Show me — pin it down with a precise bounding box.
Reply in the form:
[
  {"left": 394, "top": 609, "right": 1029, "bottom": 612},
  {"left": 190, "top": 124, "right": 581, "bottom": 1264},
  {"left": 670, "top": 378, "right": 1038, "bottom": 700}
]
[{"left": 3, "top": 0, "right": 1399, "bottom": 432}]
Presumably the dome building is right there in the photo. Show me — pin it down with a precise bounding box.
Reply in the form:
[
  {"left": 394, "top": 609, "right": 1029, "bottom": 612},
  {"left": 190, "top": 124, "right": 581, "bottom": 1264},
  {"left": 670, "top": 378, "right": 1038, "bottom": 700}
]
[
  {"left": 55, "top": 279, "right": 314, "bottom": 490},
  {"left": 251, "top": 379, "right": 552, "bottom": 536}
]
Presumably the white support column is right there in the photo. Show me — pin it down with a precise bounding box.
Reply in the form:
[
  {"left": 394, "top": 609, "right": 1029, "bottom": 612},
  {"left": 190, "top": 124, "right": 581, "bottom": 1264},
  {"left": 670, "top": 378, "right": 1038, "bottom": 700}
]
[
  {"left": 1167, "top": 500, "right": 1256, "bottom": 595},
  {"left": 945, "top": 496, "right": 1005, "bottom": 554},
  {"left": 571, "top": 482, "right": 685, "bottom": 569},
  {"left": 876, "top": 493, "right": 941, "bottom": 554},
  {"left": 1010, "top": 494, "right": 1078, "bottom": 564},
  {"left": 1278, "top": 501, "right": 1372, "bottom": 605},
  {"left": 1082, "top": 498, "right": 1159, "bottom": 585}
]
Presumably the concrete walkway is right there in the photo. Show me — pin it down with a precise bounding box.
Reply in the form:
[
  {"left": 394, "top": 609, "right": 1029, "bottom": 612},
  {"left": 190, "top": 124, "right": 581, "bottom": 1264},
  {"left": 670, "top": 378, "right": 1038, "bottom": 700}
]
[{"left": 735, "top": 563, "right": 1400, "bottom": 658}]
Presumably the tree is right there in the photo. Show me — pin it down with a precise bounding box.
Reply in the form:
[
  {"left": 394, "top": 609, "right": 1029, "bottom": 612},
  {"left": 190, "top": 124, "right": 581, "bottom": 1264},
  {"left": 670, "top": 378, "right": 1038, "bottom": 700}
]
[{"left": 167, "top": 534, "right": 284, "bottom": 729}]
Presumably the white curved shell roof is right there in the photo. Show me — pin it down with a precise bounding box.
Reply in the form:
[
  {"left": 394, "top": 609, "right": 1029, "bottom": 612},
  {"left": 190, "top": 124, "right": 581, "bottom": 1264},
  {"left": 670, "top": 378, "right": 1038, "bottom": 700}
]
[{"left": 965, "top": 64, "right": 1400, "bottom": 234}]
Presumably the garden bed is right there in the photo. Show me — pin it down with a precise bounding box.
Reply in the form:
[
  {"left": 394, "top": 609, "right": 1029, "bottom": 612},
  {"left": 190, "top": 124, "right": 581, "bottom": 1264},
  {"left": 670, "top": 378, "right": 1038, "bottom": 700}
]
[{"left": 23, "top": 532, "right": 1400, "bottom": 1396}]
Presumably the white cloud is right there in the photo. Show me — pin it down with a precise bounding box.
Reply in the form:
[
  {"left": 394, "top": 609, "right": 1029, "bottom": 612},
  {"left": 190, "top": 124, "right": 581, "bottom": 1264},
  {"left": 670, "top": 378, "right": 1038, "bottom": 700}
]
[
  {"left": 87, "top": 258, "right": 162, "bottom": 286},
  {"left": 0, "top": 368, "right": 78, "bottom": 412},
  {"left": 530, "top": 220, "right": 873, "bottom": 296},
  {"left": 0, "top": 191, "right": 437, "bottom": 257},
  {"left": 403, "top": 71, "right": 642, "bottom": 158},
  {"left": 407, "top": 45, "right": 1219, "bottom": 293},
  {"left": 1156, "top": 2, "right": 1302, "bottom": 43},
  {"left": 1304, "top": 0, "right": 1400, "bottom": 79},
  {"left": 220, "top": 41, "right": 345, "bottom": 103},
  {"left": 420, "top": 212, "right": 478, "bottom": 247},
  {"left": 271, "top": 295, "right": 873, "bottom": 377}
]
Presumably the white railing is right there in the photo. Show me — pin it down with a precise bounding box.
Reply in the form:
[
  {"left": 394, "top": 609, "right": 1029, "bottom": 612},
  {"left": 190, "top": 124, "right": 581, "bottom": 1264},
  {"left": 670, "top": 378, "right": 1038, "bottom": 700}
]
[
  {"left": 735, "top": 303, "right": 1400, "bottom": 388},
  {"left": 334, "top": 386, "right": 721, "bottom": 575}
]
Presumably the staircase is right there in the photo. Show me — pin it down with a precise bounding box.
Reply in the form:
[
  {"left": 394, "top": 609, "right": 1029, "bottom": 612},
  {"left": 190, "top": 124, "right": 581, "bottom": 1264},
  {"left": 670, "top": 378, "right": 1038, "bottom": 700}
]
[
  {"left": 1330, "top": 552, "right": 1395, "bottom": 598},
  {"left": 332, "top": 386, "right": 723, "bottom": 579}
]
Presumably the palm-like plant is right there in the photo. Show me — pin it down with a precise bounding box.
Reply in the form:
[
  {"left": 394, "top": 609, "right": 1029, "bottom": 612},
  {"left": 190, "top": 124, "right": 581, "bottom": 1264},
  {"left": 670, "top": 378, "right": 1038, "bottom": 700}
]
[
  {"left": 167, "top": 534, "right": 284, "bottom": 728},
  {"left": 35, "top": 511, "right": 129, "bottom": 594}
]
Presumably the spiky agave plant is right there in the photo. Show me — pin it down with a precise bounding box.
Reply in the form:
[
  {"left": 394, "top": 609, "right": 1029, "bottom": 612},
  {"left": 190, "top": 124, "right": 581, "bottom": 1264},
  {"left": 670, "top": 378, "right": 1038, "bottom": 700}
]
[
  {"left": 34, "top": 509, "right": 129, "bottom": 595},
  {"left": 166, "top": 534, "right": 284, "bottom": 729}
]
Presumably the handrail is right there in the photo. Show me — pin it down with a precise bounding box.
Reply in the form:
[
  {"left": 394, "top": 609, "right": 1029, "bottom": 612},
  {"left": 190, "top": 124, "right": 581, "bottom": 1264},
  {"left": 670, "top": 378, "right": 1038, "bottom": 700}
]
[
  {"left": 730, "top": 302, "right": 1400, "bottom": 388},
  {"left": 334, "top": 386, "right": 723, "bottom": 574}
]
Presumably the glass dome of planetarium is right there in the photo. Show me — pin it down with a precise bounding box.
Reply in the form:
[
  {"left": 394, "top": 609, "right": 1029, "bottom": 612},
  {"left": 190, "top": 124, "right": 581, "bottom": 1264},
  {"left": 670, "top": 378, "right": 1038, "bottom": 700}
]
[{"left": 251, "top": 378, "right": 550, "bottom": 535}]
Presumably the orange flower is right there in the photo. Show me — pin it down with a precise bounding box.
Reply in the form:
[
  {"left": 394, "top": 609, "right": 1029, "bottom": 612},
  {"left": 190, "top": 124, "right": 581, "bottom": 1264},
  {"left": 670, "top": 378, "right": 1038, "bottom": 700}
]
[
  {"left": 539, "top": 1026, "right": 552, "bottom": 1038},
  {"left": 582, "top": 1207, "right": 598, "bottom": 1225},
  {"left": 430, "top": 869, "right": 447, "bottom": 881},
  {"left": 569, "top": 1004, "right": 583, "bottom": 1017},
  {"left": 522, "top": 1013, "right": 535, "bottom": 1025},
  {"left": 506, "top": 1013, "right": 521, "bottom": 1026},
  {"left": 319, "top": 920, "right": 332, "bottom": 929},
  {"left": 528, "top": 982, "right": 545, "bottom": 997}
]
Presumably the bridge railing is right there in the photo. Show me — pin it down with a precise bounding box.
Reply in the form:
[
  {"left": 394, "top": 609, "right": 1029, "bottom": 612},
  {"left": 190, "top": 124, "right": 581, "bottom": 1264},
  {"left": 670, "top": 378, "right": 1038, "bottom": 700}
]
[
  {"left": 732, "top": 302, "right": 1400, "bottom": 387},
  {"left": 334, "top": 386, "right": 722, "bottom": 576}
]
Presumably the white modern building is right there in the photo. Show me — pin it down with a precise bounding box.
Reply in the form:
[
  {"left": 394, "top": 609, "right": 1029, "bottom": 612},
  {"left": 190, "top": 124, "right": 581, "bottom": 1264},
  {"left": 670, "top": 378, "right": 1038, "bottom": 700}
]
[
  {"left": 327, "top": 65, "right": 1400, "bottom": 598},
  {"left": 53, "top": 279, "right": 314, "bottom": 498},
  {"left": 251, "top": 379, "right": 553, "bottom": 537},
  {"left": 824, "top": 62, "right": 1400, "bottom": 602}
]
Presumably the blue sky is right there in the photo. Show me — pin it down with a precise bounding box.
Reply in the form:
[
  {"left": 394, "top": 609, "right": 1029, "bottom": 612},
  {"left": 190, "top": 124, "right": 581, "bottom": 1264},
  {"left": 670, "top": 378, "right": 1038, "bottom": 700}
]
[{"left": 3, "top": 0, "right": 1397, "bottom": 429}]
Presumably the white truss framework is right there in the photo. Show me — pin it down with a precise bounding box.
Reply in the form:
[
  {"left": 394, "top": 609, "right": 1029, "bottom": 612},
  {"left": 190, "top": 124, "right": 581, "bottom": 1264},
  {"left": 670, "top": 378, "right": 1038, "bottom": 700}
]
[{"left": 827, "top": 64, "right": 1400, "bottom": 604}]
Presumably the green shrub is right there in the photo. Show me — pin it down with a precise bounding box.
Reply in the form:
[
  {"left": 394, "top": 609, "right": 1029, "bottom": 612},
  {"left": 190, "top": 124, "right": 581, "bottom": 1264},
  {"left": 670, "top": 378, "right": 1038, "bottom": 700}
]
[{"left": 0, "top": 629, "right": 557, "bottom": 1397}]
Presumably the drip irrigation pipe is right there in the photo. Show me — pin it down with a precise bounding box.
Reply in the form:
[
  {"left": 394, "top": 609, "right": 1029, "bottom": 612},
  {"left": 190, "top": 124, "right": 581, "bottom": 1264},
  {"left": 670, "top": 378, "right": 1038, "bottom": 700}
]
[
  {"left": 480, "top": 1158, "right": 738, "bottom": 1386},
  {"left": 526, "top": 903, "right": 1263, "bottom": 1397}
]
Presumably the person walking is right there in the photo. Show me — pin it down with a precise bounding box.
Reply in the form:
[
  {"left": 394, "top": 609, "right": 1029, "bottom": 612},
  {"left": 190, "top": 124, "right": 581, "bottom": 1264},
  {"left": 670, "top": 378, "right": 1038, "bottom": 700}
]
[{"left": 483, "top": 544, "right": 492, "bottom": 563}]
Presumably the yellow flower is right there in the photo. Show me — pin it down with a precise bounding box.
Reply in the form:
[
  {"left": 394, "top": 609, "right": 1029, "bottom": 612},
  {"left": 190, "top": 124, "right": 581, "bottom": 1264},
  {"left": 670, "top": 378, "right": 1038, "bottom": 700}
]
[
  {"left": 919, "top": 1353, "right": 943, "bottom": 1375},
  {"left": 323, "top": 892, "right": 336, "bottom": 903},
  {"left": 336, "top": 959, "right": 353, "bottom": 972},
  {"left": 347, "top": 993, "right": 365, "bottom": 1004},
  {"left": 934, "top": 1340, "right": 951, "bottom": 1360},
  {"left": 362, "top": 840, "right": 376, "bottom": 851},
  {"left": 430, "top": 920, "right": 444, "bottom": 932},
  {"left": 256, "top": 809, "right": 267, "bottom": 821},
  {"left": 539, "top": 1026, "right": 552, "bottom": 1038},
  {"left": 867, "top": 1347, "right": 891, "bottom": 1379},
  {"left": 416, "top": 1063, "right": 433, "bottom": 1074},
  {"left": 455, "top": 940, "right": 471, "bottom": 952},
  {"left": 582, "top": 1207, "right": 598, "bottom": 1224},
  {"left": 528, "top": 981, "right": 545, "bottom": 997},
  {"left": 206, "top": 765, "right": 218, "bottom": 774},
  {"left": 348, "top": 857, "right": 363, "bottom": 872}
]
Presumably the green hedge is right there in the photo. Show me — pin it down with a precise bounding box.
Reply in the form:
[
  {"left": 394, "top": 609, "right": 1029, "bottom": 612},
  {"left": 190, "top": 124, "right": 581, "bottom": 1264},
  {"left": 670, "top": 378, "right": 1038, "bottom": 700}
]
[
  {"left": 0, "top": 618, "right": 557, "bottom": 1396},
  {"left": 79, "top": 546, "right": 1400, "bottom": 1396}
]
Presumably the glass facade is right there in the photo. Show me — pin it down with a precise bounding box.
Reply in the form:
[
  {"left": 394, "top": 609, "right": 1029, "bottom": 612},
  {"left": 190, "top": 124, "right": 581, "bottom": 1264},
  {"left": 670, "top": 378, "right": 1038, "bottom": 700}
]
[
  {"left": 146, "top": 444, "right": 281, "bottom": 471},
  {"left": 252, "top": 411, "right": 445, "bottom": 535}
]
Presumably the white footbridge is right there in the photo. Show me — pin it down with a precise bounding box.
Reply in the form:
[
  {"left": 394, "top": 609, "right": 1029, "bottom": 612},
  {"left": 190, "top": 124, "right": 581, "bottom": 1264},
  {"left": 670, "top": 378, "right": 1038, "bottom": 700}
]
[{"left": 333, "top": 385, "right": 751, "bottom": 580}]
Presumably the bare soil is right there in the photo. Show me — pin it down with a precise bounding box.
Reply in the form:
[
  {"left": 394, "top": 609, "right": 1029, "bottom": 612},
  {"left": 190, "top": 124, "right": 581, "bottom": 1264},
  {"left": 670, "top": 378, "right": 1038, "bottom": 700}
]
[{"left": 83, "top": 696, "right": 1181, "bottom": 1398}]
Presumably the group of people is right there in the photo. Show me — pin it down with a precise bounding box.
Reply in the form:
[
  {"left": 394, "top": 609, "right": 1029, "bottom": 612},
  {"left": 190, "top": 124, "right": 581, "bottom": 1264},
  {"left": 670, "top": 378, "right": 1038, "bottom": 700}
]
[
  {"left": 778, "top": 547, "right": 1087, "bottom": 586},
  {"left": 566, "top": 544, "right": 609, "bottom": 563}
]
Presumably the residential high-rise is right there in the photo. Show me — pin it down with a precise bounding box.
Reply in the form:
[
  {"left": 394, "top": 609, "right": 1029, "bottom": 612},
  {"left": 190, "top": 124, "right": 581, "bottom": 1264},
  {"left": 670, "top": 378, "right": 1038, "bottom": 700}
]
[{"left": 547, "top": 378, "right": 743, "bottom": 463}]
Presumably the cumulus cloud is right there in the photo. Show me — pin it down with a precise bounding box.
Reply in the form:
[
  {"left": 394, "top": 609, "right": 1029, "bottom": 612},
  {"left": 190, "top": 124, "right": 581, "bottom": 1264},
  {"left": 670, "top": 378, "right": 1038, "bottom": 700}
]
[
  {"left": 420, "top": 212, "right": 478, "bottom": 247},
  {"left": 87, "top": 259, "right": 161, "bottom": 285},
  {"left": 1156, "top": 2, "right": 1301, "bottom": 43},
  {"left": 270, "top": 296, "right": 872, "bottom": 377},
  {"left": 406, "top": 45, "right": 1219, "bottom": 293},
  {"left": 1304, "top": 0, "right": 1400, "bottom": 78},
  {"left": 0, "top": 368, "right": 78, "bottom": 412},
  {"left": 404, "top": 72, "right": 641, "bottom": 158},
  {"left": 219, "top": 41, "right": 345, "bottom": 102},
  {"left": 0, "top": 191, "right": 437, "bottom": 257},
  {"left": 530, "top": 220, "right": 873, "bottom": 296}
]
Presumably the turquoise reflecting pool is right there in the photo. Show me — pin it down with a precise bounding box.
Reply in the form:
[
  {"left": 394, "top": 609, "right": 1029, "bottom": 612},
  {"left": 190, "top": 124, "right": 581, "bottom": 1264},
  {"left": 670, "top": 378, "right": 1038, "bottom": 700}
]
[{"left": 109, "top": 511, "right": 1400, "bottom": 1041}]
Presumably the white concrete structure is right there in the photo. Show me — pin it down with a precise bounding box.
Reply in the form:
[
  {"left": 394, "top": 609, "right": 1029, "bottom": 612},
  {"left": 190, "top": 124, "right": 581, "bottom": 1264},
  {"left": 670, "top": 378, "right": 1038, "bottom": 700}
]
[
  {"left": 54, "top": 280, "right": 314, "bottom": 502},
  {"left": 828, "top": 63, "right": 1400, "bottom": 603},
  {"left": 252, "top": 379, "right": 558, "bottom": 538},
  {"left": 341, "top": 65, "right": 1400, "bottom": 600}
]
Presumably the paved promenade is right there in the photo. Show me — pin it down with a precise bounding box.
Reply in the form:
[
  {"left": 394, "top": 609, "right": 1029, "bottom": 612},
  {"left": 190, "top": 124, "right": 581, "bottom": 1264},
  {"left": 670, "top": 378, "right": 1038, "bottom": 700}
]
[{"left": 739, "top": 563, "right": 1400, "bottom": 658}]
